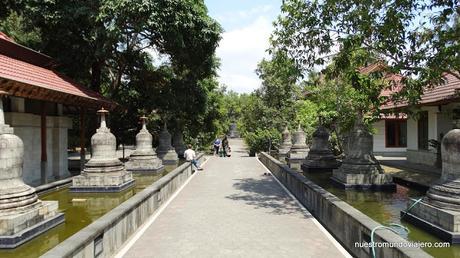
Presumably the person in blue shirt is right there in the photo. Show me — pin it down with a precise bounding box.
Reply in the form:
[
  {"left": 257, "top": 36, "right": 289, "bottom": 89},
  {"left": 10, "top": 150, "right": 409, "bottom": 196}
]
[{"left": 213, "top": 138, "right": 221, "bottom": 156}]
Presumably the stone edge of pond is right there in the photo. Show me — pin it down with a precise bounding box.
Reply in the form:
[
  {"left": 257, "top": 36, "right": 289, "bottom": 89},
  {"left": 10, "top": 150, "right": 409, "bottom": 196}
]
[
  {"left": 35, "top": 177, "right": 74, "bottom": 196},
  {"left": 258, "top": 152, "right": 433, "bottom": 258},
  {"left": 40, "top": 154, "right": 205, "bottom": 258}
]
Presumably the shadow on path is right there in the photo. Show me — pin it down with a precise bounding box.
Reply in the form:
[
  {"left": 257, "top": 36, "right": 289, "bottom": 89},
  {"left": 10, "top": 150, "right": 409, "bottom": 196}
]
[{"left": 226, "top": 176, "right": 312, "bottom": 218}]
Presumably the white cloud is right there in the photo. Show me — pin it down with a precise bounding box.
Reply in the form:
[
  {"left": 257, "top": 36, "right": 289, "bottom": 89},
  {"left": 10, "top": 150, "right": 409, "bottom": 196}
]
[
  {"left": 216, "top": 5, "right": 273, "bottom": 24},
  {"left": 216, "top": 16, "right": 274, "bottom": 93}
]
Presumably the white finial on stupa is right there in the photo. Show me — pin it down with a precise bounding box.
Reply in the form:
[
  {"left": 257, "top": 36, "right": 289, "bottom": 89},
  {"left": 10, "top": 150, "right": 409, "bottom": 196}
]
[
  {"left": 97, "top": 107, "right": 109, "bottom": 128},
  {"left": 140, "top": 115, "right": 148, "bottom": 130}
]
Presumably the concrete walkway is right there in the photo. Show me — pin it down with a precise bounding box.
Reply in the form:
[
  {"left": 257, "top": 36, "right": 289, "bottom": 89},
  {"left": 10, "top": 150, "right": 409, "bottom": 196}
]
[{"left": 119, "top": 139, "right": 350, "bottom": 258}]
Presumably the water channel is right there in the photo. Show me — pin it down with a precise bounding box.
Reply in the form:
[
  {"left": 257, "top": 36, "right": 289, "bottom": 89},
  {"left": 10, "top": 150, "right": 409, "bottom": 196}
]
[
  {"left": 0, "top": 164, "right": 181, "bottom": 258},
  {"left": 3, "top": 156, "right": 458, "bottom": 258},
  {"left": 301, "top": 169, "right": 460, "bottom": 258}
]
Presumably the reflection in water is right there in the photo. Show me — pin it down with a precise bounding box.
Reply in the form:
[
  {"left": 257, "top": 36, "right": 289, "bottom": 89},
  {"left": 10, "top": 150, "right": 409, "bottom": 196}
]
[
  {"left": 0, "top": 165, "right": 178, "bottom": 258},
  {"left": 303, "top": 170, "right": 460, "bottom": 258}
]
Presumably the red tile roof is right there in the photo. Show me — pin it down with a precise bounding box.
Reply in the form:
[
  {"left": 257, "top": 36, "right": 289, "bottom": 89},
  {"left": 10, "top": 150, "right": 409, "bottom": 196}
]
[
  {"left": 0, "top": 54, "right": 102, "bottom": 99},
  {"left": 416, "top": 73, "right": 460, "bottom": 105},
  {"left": 0, "top": 34, "right": 116, "bottom": 110},
  {"left": 0, "top": 32, "right": 14, "bottom": 42},
  {"left": 359, "top": 63, "right": 460, "bottom": 110},
  {"left": 382, "top": 73, "right": 460, "bottom": 110}
]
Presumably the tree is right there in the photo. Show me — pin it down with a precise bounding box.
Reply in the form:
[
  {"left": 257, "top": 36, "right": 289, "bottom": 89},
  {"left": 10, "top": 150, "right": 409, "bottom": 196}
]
[
  {"left": 0, "top": 12, "right": 40, "bottom": 49},
  {"left": 272, "top": 0, "right": 459, "bottom": 105},
  {"left": 1, "top": 0, "right": 223, "bottom": 149},
  {"left": 239, "top": 51, "right": 303, "bottom": 153}
]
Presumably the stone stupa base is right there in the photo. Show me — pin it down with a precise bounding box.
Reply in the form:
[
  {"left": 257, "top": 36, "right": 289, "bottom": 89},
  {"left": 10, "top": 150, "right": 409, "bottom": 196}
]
[
  {"left": 301, "top": 157, "right": 341, "bottom": 173},
  {"left": 331, "top": 165, "right": 395, "bottom": 191},
  {"left": 402, "top": 199, "right": 460, "bottom": 243},
  {"left": 157, "top": 150, "right": 179, "bottom": 165},
  {"left": 286, "top": 151, "right": 309, "bottom": 170},
  {"left": 125, "top": 157, "right": 164, "bottom": 173},
  {"left": 0, "top": 201, "right": 64, "bottom": 248},
  {"left": 278, "top": 149, "right": 290, "bottom": 162},
  {"left": 175, "top": 150, "right": 186, "bottom": 159},
  {"left": 70, "top": 171, "right": 135, "bottom": 193}
]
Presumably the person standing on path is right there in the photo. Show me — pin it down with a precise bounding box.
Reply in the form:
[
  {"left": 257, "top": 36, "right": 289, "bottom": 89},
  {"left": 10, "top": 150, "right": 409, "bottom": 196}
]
[
  {"left": 213, "top": 137, "right": 221, "bottom": 156},
  {"left": 184, "top": 144, "right": 203, "bottom": 171},
  {"left": 222, "top": 135, "right": 229, "bottom": 157}
]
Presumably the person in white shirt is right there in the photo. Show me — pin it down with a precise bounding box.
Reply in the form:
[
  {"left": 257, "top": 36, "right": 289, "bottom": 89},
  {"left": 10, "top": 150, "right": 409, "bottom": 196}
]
[{"left": 184, "top": 144, "right": 203, "bottom": 171}]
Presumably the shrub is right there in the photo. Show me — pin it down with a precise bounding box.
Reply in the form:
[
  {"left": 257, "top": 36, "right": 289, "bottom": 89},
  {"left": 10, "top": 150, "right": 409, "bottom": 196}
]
[{"left": 244, "top": 128, "right": 281, "bottom": 156}]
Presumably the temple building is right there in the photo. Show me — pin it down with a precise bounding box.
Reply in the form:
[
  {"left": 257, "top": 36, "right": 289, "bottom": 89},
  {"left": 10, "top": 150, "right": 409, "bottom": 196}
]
[
  {"left": 378, "top": 73, "right": 460, "bottom": 168},
  {"left": 358, "top": 63, "right": 460, "bottom": 170},
  {"left": 0, "top": 32, "right": 115, "bottom": 186}
]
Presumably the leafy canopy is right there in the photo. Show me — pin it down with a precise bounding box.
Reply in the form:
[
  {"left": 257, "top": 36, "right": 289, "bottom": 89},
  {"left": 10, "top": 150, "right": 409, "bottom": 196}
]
[{"left": 272, "top": 0, "right": 459, "bottom": 103}]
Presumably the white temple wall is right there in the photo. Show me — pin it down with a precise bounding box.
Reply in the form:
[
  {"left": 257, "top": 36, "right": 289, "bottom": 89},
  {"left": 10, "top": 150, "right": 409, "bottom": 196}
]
[
  {"left": 372, "top": 120, "right": 407, "bottom": 156},
  {"left": 4, "top": 112, "right": 72, "bottom": 186}
]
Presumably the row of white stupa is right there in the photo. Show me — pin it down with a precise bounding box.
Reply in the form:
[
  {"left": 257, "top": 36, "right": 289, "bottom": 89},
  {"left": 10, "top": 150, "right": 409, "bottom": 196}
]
[
  {"left": 72, "top": 108, "right": 188, "bottom": 192},
  {"left": 0, "top": 105, "right": 184, "bottom": 248}
]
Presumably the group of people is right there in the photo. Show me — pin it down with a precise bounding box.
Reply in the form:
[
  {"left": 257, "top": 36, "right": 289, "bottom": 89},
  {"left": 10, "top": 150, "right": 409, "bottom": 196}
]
[
  {"left": 213, "top": 135, "right": 231, "bottom": 157},
  {"left": 183, "top": 135, "right": 232, "bottom": 172}
]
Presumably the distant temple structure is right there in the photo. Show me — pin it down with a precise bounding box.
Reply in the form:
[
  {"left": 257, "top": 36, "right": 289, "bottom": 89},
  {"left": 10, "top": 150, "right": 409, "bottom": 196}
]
[{"left": 0, "top": 32, "right": 116, "bottom": 186}]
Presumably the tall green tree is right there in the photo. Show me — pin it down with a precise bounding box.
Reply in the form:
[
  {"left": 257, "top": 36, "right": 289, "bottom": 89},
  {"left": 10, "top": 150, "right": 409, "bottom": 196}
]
[
  {"left": 253, "top": 50, "right": 302, "bottom": 130},
  {"left": 272, "top": 0, "right": 459, "bottom": 104},
  {"left": 1, "top": 0, "right": 223, "bottom": 148},
  {"left": 240, "top": 50, "right": 303, "bottom": 153}
]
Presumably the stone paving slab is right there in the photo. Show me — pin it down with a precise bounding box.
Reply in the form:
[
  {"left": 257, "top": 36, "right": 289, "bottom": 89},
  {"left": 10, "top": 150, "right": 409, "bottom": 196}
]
[
  {"left": 377, "top": 157, "right": 440, "bottom": 189},
  {"left": 121, "top": 139, "right": 349, "bottom": 258},
  {"left": 381, "top": 164, "right": 439, "bottom": 190}
]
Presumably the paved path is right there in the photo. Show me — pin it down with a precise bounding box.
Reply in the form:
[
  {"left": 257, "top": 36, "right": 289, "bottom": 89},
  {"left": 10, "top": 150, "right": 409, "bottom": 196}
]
[{"left": 119, "top": 139, "right": 350, "bottom": 258}]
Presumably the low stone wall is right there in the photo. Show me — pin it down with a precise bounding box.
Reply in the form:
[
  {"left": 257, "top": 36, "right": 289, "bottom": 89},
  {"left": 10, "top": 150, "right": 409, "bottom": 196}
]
[
  {"left": 258, "top": 152, "right": 432, "bottom": 258},
  {"left": 407, "top": 149, "right": 438, "bottom": 169},
  {"left": 42, "top": 154, "right": 204, "bottom": 258},
  {"left": 36, "top": 177, "right": 73, "bottom": 195}
]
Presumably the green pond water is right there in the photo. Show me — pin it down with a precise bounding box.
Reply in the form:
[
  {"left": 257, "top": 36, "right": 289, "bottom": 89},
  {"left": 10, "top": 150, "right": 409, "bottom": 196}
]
[
  {"left": 302, "top": 171, "right": 460, "bottom": 258},
  {"left": 0, "top": 164, "right": 180, "bottom": 258}
]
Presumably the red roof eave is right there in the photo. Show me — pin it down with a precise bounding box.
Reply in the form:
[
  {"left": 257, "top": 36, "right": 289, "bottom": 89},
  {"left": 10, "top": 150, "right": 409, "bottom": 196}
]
[{"left": 0, "top": 53, "right": 116, "bottom": 110}]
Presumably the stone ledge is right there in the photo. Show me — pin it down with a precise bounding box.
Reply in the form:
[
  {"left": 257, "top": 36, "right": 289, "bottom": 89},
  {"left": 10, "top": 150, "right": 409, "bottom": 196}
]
[
  {"left": 35, "top": 177, "right": 74, "bottom": 195},
  {"left": 301, "top": 160, "right": 340, "bottom": 173},
  {"left": 69, "top": 179, "right": 135, "bottom": 193},
  {"left": 258, "top": 152, "right": 432, "bottom": 258},
  {"left": 42, "top": 154, "right": 204, "bottom": 258},
  {"left": 330, "top": 172, "right": 396, "bottom": 191},
  {"left": 0, "top": 211, "right": 64, "bottom": 248},
  {"left": 126, "top": 166, "right": 165, "bottom": 174},
  {"left": 402, "top": 211, "right": 460, "bottom": 243},
  {"left": 301, "top": 165, "right": 335, "bottom": 173},
  {"left": 330, "top": 176, "right": 397, "bottom": 191},
  {"left": 161, "top": 159, "right": 179, "bottom": 165},
  {"left": 402, "top": 198, "right": 460, "bottom": 242}
]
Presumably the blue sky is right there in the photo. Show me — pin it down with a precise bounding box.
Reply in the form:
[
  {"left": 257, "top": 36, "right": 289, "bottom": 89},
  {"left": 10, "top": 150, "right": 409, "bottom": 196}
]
[{"left": 204, "top": 0, "right": 282, "bottom": 93}]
